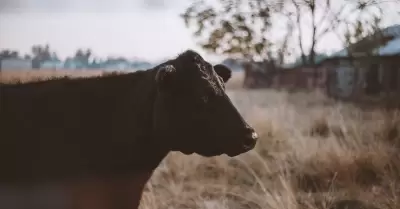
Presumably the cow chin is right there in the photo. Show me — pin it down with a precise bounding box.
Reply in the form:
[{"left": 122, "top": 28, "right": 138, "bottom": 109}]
[
  {"left": 226, "top": 148, "right": 251, "bottom": 157},
  {"left": 177, "top": 136, "right": 257, "bottom": 157},
  {"left": 194, "top": 146, "right": 253, "bottom": 157},
  {"left": 180, "top": 150, "right": 195, "bottom": 155},
  {"left": 182, "top": 147, "right": 225, "bottom": 157},
  {"left": 195, "top": 147, "right": 252, "bottom": 157},
  {"left": 226, "top": 142, "right": 256, "bottom": 157},
  {"left": 180, "top": 146, "right": 252, "bottom": 157}
]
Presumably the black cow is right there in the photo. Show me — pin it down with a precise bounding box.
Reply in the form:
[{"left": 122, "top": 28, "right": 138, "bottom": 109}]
[{"left": 0, "top": 50, "right": 258, "bottom": 209}]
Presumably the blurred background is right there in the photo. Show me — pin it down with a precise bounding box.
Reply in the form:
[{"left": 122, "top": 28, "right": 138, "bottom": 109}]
[
  {"left": 1, "top": 0, "right": 400, "bottom": 95},
  {"left": 1, "top": 0, "right": 398, "bottom": 70}
]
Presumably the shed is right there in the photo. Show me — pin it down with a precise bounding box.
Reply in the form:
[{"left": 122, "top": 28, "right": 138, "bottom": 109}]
[{"left": 0, "top": 58, "right": 32, "bottom": 71}]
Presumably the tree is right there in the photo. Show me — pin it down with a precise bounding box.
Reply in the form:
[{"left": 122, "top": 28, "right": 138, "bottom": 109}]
[
  {"left": 0, "top": 49, "right": 19, "bottom": 59},
  {"left": 181, "top": 0, "right": 399, "bottom": 65},
  {"left": 182, "top": 0, "right": 275, "bottom": 62},
  {"left": 31, "top": 44, "right": 53, "bottom": 68},
  {"left": 51, "top": 52, "right": 60, "bottom": 61},
  {"left": 343, "top": 15, "right": 389, "bottom": 56},
  {"left": 24, "top": 54, "right": 32, "bottom": 60},
  {"left": 74, "top": 48, "right": 92, "bottom": 65}
]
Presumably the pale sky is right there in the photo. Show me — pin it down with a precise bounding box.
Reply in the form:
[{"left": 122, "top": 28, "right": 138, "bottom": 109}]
[
  {"left": 0, "top": 0, "right": 399, "bottom": 63},
  {"left": 0, "top": 0, "right": 209, "bottom": 62}
]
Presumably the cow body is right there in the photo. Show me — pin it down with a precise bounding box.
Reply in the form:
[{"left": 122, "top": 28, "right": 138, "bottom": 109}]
[
  {"left": 0, "top": 50, "right": 258, "bottom": 209},
  {"left": 1, "top": 69, "right": 164, "bottom": 183},
  {"left": 1, "top": 69, "right": 164, "bottom": 209}
]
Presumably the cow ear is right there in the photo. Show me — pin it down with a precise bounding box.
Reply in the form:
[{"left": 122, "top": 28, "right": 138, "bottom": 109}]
[
  {"left": 155, "top": 64, "right": 177, "bottom": 90},
  {"left": 214, "top": 64, "right": 232, "bottom": 83}
]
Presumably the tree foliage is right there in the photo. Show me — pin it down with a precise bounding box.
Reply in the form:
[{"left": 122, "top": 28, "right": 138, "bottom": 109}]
[
  {"left": 74, "top": 48, "right": 92, "bottom": 65},
  {"left": 31, "top": 44, "right": 58, "bottom": 68},
  {"left": 31, "top": 44, "right": 53, "bottom": 61},
  {"left": 0, "top": 50, "right": 19, "bottom": 59},
  {"left": 181, "top": 0, "right": 399, "bottom": 64}
]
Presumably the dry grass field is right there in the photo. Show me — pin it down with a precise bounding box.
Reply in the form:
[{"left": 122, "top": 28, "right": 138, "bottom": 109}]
[
  {"left": 1, "top": 70, "right": 400, "bottom": 209},
  {"left": 0, "top": 69, "right": 107, "bottom": 83},
  {"left": 0, "top": 69, "right": 243, "bottom": 88}
]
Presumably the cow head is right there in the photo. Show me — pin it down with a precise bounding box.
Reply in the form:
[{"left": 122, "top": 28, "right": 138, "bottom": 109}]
[{"left": 152, "top": 50, "right": 258, "bottom": 157}]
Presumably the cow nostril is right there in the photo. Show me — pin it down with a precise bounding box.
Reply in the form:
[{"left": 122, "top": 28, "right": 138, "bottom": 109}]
[
  {"left": 251, "top": 131, "right": 258, "bottom": 140},
  {"left": 242, "top": 130, "right": 258, "bottom": 148}
]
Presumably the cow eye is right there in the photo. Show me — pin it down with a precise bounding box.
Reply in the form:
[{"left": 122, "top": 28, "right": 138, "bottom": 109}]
[
  {"left": 197, "top": 95, "right": 208, "bottom": 104},
  {"left": 202, "top": 95, "right": 208, "bottom": 103}
]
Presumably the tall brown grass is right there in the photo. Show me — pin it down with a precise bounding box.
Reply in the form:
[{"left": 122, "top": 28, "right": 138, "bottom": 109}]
[
  {"left": 0, "top": 69, "right": 108, "bottom": 83},
  {"left": 2, "top": 70, "right": 399, "bottom": 209},
  {"left": 142, "top": 88, "right": 400, "bottom": 209}
]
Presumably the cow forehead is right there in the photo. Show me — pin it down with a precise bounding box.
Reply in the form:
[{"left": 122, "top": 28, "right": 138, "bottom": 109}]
[
  {"left": 171, "top": 54, "right": 210, "bottom": 78},
  {"left": 176, "top": 50, "right": 204, "bottom": 61},
  {"left": 174, "top": 51, "right": 207, "bottom": 69},
  {"left": 195, "top": 69, "right": 225, "bottom": 96},
  {"left": 171, "top": 50, "right": 224, "bottom": 91}
]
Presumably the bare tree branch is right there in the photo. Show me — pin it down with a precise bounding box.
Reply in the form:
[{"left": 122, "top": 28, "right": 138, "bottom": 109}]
[
  {"left": 291, "top": 0, "right": 307, "bottom": 64},
  {"left": 181, "top": 0, "right": 398, "bottom": 64}
]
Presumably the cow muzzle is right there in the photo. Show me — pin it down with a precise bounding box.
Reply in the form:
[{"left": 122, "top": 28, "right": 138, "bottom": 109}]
[{"left": 227, "top": 128, "right": 258, "bottom": 157}]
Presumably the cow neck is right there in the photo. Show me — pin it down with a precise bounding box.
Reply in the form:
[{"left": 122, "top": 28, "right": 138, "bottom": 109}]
[
  {"left": 65, "top": 169, "right": 156, "bottom": 209},
  {"left": 104, "top": 69, "right": 168, "bottom": 209},
  {"left": 66, "top": 69, "right": 169, "bottom": 209},
  {"left": 124, "top": 68, "right": 170, "bottom": 172}
]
